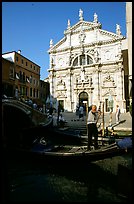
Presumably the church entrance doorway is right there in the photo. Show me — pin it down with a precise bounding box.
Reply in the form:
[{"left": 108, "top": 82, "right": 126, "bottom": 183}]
[
  {"left": 105, "top": 95, "right": 114, "bottom": 112},
  {"left": 58, "top": 100, "right": 64, "bottom": 112},
  {"left": 79, "top": 91, "right": 88, "bottom": 112}
]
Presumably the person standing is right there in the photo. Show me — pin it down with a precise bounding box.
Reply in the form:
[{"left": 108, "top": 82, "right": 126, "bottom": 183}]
[
  {"left": 79, "top": 103, "right": 84, "bottom": 120},
  {"left": 87, "top": 105, "right": 100, "bottom": 150},
  {"left": 116, "top": 105, "right": 121, "bottom": 124}
]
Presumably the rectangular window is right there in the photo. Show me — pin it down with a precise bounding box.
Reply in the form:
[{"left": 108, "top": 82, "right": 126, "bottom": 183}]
[
  {"left": 26, "top": 62, "right": 28, "bottom": 66},
  {"left": 30, "top": 88, "right": 32, "bottom": 97},
  {"left": 37, "top": 89, "right": 38, "bottom": 98},
  {"left": 20, "top": 86, "right": 22, "bottom": 95},
  {"left": 33, "top": 79, "right": 36, "bottom": 85},
  {"left": 33, "top": 88, "right": 35, "bottom": 97},
  {"left": 19, "top": 71, "right": 22, "bottom": 81},
  {"left": 105, "top": 99, "right": 108, "bottom": 112},
  {"left": 30, "top": 76, "right": 32, "bottom": 83},
  {"left": 9, "top": 67, "right": 14, "bottom": 79},
  {"left": 16, "top": 56, "right": 18, "bottom": 62},
  {"left": 26, "top": 87, "right": 28, "bottom": 96},
  {"left": 22, "top": 59, "right": 23, "bottom": 64}
]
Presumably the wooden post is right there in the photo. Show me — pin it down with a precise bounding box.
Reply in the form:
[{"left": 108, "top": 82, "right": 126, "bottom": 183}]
[
  {"left": 86, "top": 103, "right": 88, "bottom": 136},
  {"left": 102, "top": 102, "right": 105, "bottom": 137},
  {"left": 57, "top": 101, "right": 60, "bottom": 126},
  {"left": 83, "top": 101, "right": 88, "bottom": 136}
]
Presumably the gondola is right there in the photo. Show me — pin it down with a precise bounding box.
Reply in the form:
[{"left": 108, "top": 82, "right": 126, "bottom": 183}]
[
  {"left": 11, "top": 136, "right": 132, "bottom": 164},
  {"left": 45, "top": 127, "right": 84, "bottom": 145}
]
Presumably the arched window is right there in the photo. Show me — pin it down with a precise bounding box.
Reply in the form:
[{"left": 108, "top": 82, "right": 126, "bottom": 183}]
[
  {"left": 73, "top": 57, "right": 78, "bottom": 66},
  {"left": 87, "top": 55, "right": 93, "bottom": 65},
  {"left": 73, "top": 54, "right": 93, "bottom": 66},
  {"left": 80, "top": 55, "right": 85, "bottom": 65}
]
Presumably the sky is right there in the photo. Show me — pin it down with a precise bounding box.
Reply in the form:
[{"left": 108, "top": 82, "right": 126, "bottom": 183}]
[{"left": 2, "top": 2, "right": 126, "bottom": 80}]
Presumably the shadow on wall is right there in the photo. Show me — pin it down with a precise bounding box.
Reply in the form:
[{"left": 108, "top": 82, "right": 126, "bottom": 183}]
[{"left": 2, "top": 105, "right": 34, "bottom": 147}]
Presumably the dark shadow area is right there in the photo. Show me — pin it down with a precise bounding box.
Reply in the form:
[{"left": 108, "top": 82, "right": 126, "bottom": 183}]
[
  {"left": 2, "top": 101, "right": 132, "bottom": 203},
  {"left": 4, "top": 152, "right": 132, "bottom": 203}
]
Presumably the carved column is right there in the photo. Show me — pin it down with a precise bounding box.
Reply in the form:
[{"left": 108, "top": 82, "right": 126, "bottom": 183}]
[
  {"left": 93, "top": 65, "right": 100, "bottom": 106},
  {"left": 66, "top": 68, "right": 72, "bottom": 111},
  {"left": 121, "top": 65, "right": 126, "bottom": 112},
  {"left": 116, "top": 62, "right": 126, "bottom": 112},
  {"left": 49, "top": 70, "right": 54, "bottom": 97},
  {"left": 68, "top": 32, "right": 71, "bottom": 47}
]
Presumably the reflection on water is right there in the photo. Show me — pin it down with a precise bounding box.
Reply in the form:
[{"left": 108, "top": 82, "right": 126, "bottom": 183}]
[{"left": 4, "top": 154, "right": 131, "bottom": 202}]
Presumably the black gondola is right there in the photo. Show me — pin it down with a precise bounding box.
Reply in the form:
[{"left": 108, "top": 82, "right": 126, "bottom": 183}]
[{"left": 10, "top": 136, "right": 132, "bottom": 164}]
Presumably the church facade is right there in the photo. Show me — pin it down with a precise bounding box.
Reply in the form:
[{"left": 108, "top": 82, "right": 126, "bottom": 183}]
[{"left": 47, "top": 10, "right": 127, "bottom": 113}]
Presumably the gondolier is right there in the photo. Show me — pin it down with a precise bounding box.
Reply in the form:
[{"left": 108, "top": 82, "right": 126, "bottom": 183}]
[{"left": 87, "top": 105, "right": 101, "bottom": 150}]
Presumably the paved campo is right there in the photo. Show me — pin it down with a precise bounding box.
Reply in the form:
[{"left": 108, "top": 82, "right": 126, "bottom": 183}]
[{"left": 61, "top": 111, "right": 132, "bottom": 136}]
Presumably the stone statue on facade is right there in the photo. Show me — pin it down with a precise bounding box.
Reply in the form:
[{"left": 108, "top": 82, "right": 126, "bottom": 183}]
[
  {"left": 50, "top": 39, "right": 53, "bottom": 47},
  {"left": 67, "top": 19, "right": 71, "bottom": 29},
  {"left": 117, "top": 43, "right": 122, "bottom": 60},
  {"left": 89, "top": 77, "right": 92, "bottom": 86},
  {"left": 93, "top": 13, "right": 98, "bottom": 23},
  {"left": 79, "top": 24, "right": 86, "bottom": 46},
  {"left": 94, "top": 48, "right": 99, "bottom": 63},
  {"left": 116, "top": 24, "right": 121, "bottom": 35},
  {"left": 50, "top": 57, "right": 53, "bottom": 64},
  {"left": 79, "top": 9, "right": 84, "bottom": 21},
  {"left": 81, "top": 66, "right": 85, "bottom": 81}
]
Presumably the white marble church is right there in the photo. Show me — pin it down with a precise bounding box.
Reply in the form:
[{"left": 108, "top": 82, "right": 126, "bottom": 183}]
[{"left": 47, "top": 9, "right": 127, "bottom": 113}]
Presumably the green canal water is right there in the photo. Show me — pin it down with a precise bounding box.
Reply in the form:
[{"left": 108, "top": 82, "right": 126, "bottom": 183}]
[{"left": 3, "top": 151, "right": 132, "bottom": 202}]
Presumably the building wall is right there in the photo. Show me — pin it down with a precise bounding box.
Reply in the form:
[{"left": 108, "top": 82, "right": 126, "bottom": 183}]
[
  {"left": 40, "top": 80, "right": 50, "bottom": 104},
  {"left": 126, "top": 2, "right": 132, "bottom": 102},
  {"left": 2, "top": 58, "right": 15, "bottom": 97},
  {"left": 2, "top": 51, "right": 40, "bottom": 101},
  {"left": 48, "top": 11, "right": 128, "bottom": 113}
]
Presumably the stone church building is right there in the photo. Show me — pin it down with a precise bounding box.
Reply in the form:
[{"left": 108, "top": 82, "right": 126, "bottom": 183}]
[{"left": 47, "top": 9, "right": 128, "bottom": 113}]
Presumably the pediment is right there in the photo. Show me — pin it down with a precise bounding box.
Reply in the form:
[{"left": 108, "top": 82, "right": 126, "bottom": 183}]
[
  {"left": 69, "top": 20, "right": 101, "bottom": 33},
  {"left": 48, "top": 20, "right": 125, "bottom": 53}
]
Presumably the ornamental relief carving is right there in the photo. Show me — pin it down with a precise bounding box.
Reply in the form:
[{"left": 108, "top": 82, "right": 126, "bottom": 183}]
[
  {"left": 86, "top": 48, "right": 94, "bottom": 55},
  {"left": 102, "top": 75, "right": 116, "bottom": 87},
  {"left": 57, "top": 58, "right": 65, "bottom": 67},
  {"left": 102, "top": 89, "right": 115, "bottom": 97},
  {"left": 68, "top": 53, "right": 78, "bottom": 66},
  {"left": 104, "top": 50, "right": 114, "bottom": 60},
  {"left": 57, "top": 80, "right": 66, "bottom": 90},
  {"left": 56, "top": 91, "right": 67, "bottom": 98}
]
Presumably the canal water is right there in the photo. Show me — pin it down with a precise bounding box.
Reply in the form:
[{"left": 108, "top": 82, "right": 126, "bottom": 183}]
[{"left": 3, "top": 150, "right": 132, "bottom": 202}]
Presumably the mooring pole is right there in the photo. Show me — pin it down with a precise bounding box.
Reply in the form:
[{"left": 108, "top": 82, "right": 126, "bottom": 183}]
[
  {"left": 57, "top": 101, "right": 60, "bottom": 126},
  {"left": 102, "top": 102, "right": 105, "bottom": 137},
  {"left": 83, "top": 101, "right": 88, "bottom": 136},
  {"left": 86, "top": 102, "right": 88, "bottom": 136}
]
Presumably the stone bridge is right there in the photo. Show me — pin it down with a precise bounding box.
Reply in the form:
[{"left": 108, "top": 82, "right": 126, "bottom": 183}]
[{"left": 2, "top": 98, "right": 51, "bottom": 148}]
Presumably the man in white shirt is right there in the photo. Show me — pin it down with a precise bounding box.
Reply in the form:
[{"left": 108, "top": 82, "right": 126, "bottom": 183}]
[{"left": 87, "top": 105, "right": 100, "bottom": 150}]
